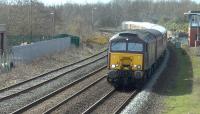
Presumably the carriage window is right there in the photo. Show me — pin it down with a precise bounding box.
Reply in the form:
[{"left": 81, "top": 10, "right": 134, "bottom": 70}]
[
  {"left": 128, "top": 43, "right": 143, "bottom": 52},
  {"left": 111, "top": 42, "right": 126, "bottom": 51}
]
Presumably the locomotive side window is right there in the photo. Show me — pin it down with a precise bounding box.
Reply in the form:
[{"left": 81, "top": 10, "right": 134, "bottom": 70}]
[
  {"left": 111, "top": 42, "right": 126, "bottom": 51},
  {"left": 128, "top": 42, "right": 143, "bottom": 52}
]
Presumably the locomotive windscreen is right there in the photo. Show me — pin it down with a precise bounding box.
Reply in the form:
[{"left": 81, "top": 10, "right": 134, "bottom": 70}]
[
  {"left": 128, "top": 42, "right": 143, "bottom": 52},
  {"left": 111, "top": 41, "right": 143, "bottom": 52},
  {"left": 111, "top": 42, "right": 126, "bottom": 51}
]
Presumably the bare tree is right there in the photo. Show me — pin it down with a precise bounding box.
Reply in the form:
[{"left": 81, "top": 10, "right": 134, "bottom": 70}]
[{"left": 0, "top": 0, "right": 199, "bottom": 41}]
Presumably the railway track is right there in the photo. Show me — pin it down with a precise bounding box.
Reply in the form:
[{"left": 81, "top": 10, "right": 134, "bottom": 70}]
[
  {"left": 82, "top": 89, "right": 138, "bottom": 114},
  {"left": 32, "top": 76, "right": 137, "bottom": 114},
  {"left": 0, "top": 49, "right": 107, "bottom": 101},
  {"left": 42, "top": 75, "right": 114, "bottom": 114},
  {"left": 11, "top": 66, "right": 107, "bottom": 114},
  {"left": 0, "top": 49, "right": 107, "bottom": 114},
  {"left": 1, "top": 48, "right": 139, "bottom": 114},
  {"left": 4, "top": 63, "right": 138, "bottom": 114}
]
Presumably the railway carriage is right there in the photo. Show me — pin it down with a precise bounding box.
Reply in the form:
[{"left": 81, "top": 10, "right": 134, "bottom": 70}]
[{"left": 107, "top": 26, "right": 167, "bottom": 87}]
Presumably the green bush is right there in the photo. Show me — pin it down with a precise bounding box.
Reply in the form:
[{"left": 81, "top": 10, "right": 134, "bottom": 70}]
[{"left": 158, "top": 18, "right": 188, "bottom": 33}]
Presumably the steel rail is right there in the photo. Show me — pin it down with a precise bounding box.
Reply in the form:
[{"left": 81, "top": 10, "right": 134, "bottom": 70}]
[
  {"left": 113, "top": 90, "right": 138, "bottom": 114},
  {"left": 0, "top": 49, "right": 107, "bottom": 93},
  {"left": 43, "top": 75, "right": 108, "bottom": 114},
  {"left": 82, "top": 88, "right": 116, "bottom": 114},
  {"left": 0, "top": 54, "right": 107, "bottom": 101},
  {"left": 82, "top": 90, "right": 138, "bottom": 114},
  {"left": 11, "top": 66, "right": 107, "bottom": 114}
]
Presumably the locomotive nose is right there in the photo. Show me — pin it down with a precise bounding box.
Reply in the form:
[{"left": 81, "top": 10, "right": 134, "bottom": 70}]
[{"left": 120, "top": 57, "right": 132, "bottom": 70}]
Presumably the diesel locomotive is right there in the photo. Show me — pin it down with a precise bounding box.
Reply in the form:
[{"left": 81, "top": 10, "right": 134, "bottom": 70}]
[{"left": 107, "top": 24, "right": 167, "bottom": 86}]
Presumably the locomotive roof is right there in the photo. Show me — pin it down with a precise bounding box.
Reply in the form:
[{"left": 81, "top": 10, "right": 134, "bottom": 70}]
[
  {"left": 145, "top": 29, "right": 163, "bottom": 37},
  {"left": 109, "top": 29, "right": 162, "bottom": 43}
]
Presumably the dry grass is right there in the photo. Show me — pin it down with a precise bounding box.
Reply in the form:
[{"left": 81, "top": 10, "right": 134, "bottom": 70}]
[
  {"left": 86, "top": 32, "right": 110, "bottom": 45},
  {"left": 184, "top": 46, "right": 200, "bottom": 56}
]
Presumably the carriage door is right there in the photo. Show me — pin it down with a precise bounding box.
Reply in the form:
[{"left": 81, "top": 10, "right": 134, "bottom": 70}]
[{"left": 0, "top": 33, "right": 4, "bottom": 55}]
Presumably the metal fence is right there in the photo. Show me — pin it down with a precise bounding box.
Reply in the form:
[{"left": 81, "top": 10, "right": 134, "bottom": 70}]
[
  {"left": 7, "top": 34, "right": 80, "bottom": 47},
  {"left": 11, "top": 37, "right": 72, "bottom": 64},
  {"left": 0, "top": 34, "right": 80, "bottom": 72},
  {"left": 7, "top": 35, "right": 58, "bottom": 46}
]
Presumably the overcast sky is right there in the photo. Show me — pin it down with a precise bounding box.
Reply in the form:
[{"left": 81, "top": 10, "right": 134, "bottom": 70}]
[{"left": 39, "top": 0, "right": 199, "bottom": 6}]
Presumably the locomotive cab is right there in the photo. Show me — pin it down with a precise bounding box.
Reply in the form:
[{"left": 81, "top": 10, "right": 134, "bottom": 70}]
[{"left": 107, "top": 32, "right": 146, "bottom": 85}]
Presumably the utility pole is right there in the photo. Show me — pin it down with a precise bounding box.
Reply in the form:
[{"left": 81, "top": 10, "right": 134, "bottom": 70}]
[
  {"left": 197, "top": 14, "right": 200, "bottom": 41},
  {"left": 50, "top": 11, "right": 55, "bottom": 37},
  {"left": 29, "top": 0, "right": 32, "bottom": 43},
  {"left": 50, "top": 6, "right": 56, "bottom": 37},
  {"left": 91, "top": 7, "right": 96, "bottom": 30}
]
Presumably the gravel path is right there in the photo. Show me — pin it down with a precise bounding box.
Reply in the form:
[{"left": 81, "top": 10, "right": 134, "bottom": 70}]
[
  {"left": 51, "top": 78, "right": 114, "bottom": 114},
  {"left": 0, "top": 56, "right": 106, "bottom": 114}
]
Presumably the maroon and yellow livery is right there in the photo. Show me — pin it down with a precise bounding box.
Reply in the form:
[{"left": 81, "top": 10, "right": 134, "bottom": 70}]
[{"left": 107, "top": 29, "right": 167, "bottom": 87}]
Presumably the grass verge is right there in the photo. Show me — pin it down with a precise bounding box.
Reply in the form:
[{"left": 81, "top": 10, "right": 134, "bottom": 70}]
[{"left": 164, "top": 47, "right": 200, "bottom": 114}]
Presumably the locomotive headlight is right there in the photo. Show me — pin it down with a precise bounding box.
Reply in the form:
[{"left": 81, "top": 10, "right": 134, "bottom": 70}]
[
  {"left": 111, "top": 64, "right": 116, "bottom": 68},
  {"left": 137, "top": 65, "right": 142, "bottom": 69},
  {"left": 111, "top": 64, "right": 118, "bottom": 68}
]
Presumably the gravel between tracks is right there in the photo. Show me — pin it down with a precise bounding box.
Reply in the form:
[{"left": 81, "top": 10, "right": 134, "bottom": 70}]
[
  {"left": 51, "top": 78, "right": 114, "bottom": 114},
  {"left": 21, "top": 68, "right": 108, "bottom": 114},
  {"left": 91, "top": 90, "right": 134, "bottom": 114},
  {"left": 0, "top": 56, "right": 106, "bottom": 114}
]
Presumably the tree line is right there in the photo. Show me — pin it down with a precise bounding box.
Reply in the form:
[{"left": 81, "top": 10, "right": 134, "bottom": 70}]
[{"left": 0, "top": 0, "right": 199, "bottom": 40}]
